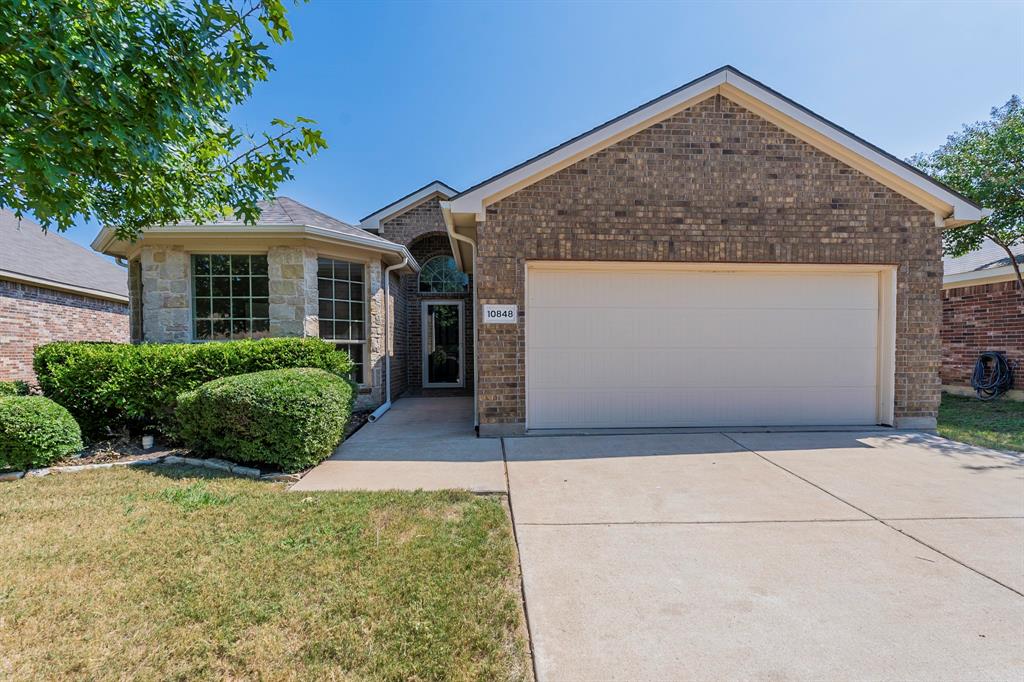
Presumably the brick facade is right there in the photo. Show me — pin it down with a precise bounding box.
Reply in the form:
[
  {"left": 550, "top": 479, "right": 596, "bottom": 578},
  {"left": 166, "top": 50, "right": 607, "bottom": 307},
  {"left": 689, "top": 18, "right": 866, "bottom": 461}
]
[
  {"left": 941, "top": 280, "right": 1023, "bottom": 388},
  {"left": 380, "top": 203, "right": 474, "bottom": 396},
  {"left": 475, "top": 94, "right": 942, "bottom": 431},
  {"left": 378, "top": 199, "right": 450, "bottom": 246},
  {"left": 0, "top": 279, "right": 129, "bottom": 382}
]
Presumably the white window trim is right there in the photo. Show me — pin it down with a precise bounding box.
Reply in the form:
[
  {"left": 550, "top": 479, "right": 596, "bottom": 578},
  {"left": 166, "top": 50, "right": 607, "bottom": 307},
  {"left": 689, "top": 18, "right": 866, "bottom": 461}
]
[
  {"left": 317, "top": 258, "right": 371, "bottom": 387},
  {"left": 187, "top": 252, "right": 271, "bottom": 343}
]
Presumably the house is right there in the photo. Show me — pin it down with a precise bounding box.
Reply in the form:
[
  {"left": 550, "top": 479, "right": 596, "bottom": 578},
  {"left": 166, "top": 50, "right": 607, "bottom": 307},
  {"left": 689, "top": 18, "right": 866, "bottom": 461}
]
[
  {"left": 93, "top": 66, "right": 987, "bottom": 432},
  {"left": 1, "top": 210, "right": 129, "bottom": 382},
  {"left": 942, "top": 239, "right": 1023, "bottom": 400}
]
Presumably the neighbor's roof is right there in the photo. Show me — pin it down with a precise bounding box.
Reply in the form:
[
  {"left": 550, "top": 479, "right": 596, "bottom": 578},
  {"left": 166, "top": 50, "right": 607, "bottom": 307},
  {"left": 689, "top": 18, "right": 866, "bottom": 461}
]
[
  {"left": 943, "top": 238, "right": 1024, "bottom": 287},
  {"left": 0, "top": 209, "right": 128, "bottom": 302},
  {"left": 443, "top": 65, "right": 986, "bottom": 229},
  {"left": 92, "top": 197, "right": 418, "bottom": 271},
  {"left": 359, "top": 180, "right": 458, "bottom": 229}
]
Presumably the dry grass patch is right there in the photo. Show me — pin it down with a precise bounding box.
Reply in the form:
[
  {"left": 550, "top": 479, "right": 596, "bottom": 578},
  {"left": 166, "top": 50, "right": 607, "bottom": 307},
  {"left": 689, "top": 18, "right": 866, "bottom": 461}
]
[{"left": 0, "top": 466, "right": 530, "bottom": 681}]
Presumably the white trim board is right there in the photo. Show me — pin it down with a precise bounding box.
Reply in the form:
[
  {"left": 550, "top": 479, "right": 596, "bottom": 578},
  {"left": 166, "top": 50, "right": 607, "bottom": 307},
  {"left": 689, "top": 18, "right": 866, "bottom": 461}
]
[
  {"left": 446, "top": 66, "right": 985, "bottom": 227},
  {"left": 359, "top": 181, "right": 458, "bottom": 230}
]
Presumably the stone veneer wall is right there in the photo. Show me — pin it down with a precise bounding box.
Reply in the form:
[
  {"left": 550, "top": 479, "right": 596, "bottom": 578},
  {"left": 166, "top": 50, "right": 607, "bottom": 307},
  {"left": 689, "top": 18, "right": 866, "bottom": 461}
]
[
  {"left": 474, "top": 94, "right": 943, "bottom": 433},
  {"left": 268, "top": 246, "right": 318, "bottom": 338},
  {"left": 140, "top": 246, "right": 190, "bottom": 343},
  {"left": 0, "top": 279, "right": 129, "bottom": 382},
  {"left": 136, "top": 243, "right": 389, "bottom": 410}
]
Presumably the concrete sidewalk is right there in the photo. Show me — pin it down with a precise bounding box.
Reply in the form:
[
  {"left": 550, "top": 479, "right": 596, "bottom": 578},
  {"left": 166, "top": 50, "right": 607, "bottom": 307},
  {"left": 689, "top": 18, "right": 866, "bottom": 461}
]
[{"left": 290, "top": 397, "right": 506, "bottom": 493}]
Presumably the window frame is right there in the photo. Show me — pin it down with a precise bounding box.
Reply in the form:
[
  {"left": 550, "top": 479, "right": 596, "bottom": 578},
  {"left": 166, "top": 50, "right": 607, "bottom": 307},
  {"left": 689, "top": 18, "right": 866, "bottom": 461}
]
[
  {"left": 418, "top": 255, "right": 469, "bottom": 294},
  {"left": 189, "top": 253, "right": 271, "bottom": 342},
  {"left": 316, "top": 257, "right": 370, "bottom": 386}
]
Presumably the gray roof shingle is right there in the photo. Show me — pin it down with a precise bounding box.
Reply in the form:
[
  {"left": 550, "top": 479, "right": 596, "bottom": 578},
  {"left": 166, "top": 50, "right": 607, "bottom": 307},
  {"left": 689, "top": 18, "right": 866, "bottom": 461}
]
[
  {"left": 944, "top": 238, "right": 1024, "bottom": 276},
  {"left": 0, "top": 209, "right": 128, "bottom": 298},
  {"left": 180, "top": 197, "right": 402, "bottom": 248}
]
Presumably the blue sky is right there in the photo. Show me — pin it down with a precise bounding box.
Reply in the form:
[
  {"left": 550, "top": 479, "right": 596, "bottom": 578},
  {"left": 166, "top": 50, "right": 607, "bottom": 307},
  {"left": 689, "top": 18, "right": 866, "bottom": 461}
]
[{"left": 62, "top": 0, "right": 1023, "bottom": 249}]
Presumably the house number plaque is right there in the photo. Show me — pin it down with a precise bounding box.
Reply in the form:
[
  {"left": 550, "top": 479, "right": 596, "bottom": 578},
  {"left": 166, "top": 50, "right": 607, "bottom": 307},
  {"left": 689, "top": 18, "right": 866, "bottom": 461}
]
[{"left": 482, "top": 304, "right": 517, "bottom": 324}]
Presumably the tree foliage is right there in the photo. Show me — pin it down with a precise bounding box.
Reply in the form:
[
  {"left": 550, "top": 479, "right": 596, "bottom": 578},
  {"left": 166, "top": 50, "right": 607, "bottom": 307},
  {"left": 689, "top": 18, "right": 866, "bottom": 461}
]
[
  {"left": 911, "top": 95, "right": 1024, "bottom": 290},
  {"left": 0, "top": 0, "right": 325, "bottom": 239}
]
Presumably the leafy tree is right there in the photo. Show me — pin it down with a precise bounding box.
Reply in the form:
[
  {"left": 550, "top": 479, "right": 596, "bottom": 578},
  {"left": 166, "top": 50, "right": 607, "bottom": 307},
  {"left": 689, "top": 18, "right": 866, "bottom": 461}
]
[
  {"left": 911, "top": 96, "right": 1024, "bottom": 291},
  {"left": 0, "top": 0, "right": 325, "bottom": 239}
]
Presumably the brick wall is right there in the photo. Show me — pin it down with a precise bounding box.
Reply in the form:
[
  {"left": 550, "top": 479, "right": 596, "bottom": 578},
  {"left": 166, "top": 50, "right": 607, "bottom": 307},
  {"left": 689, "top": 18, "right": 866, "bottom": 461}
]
[
  {"left": 387, "top": 269, "right": 408, "bottom": 399},
  {"left": 941, "top": 280, "right": 1023, "bottom": 386},
  {"left": 0, "top": 279, "right": 129, "bottom": 382},
  {"left": 378, "top": 199, "right": 449, "bottom": 246},
  {"left": 475, "top": 94, "right": 942, "bottom": 431}
]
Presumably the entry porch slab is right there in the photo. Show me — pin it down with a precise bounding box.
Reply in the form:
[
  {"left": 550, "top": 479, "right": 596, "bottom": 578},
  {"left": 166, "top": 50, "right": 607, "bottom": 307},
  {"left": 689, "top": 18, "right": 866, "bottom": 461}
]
[{"left": 291, "top": 397, "right": 505, "bottom": 493}]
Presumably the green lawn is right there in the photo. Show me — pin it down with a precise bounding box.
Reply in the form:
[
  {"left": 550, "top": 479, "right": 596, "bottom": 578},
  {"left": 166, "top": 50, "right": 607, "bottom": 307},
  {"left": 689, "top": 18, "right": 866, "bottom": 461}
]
[
  {"left": 0, "top": 467, "right": 531, "bottom": 681},
  {"left": 938, "top": 393, "right": 1024, "bottom": 453}
]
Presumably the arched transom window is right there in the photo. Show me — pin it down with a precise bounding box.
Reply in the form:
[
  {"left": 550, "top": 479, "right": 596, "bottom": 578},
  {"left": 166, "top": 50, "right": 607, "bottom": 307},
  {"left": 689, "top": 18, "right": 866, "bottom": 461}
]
[{"left": 419, "top": 256, "right": 468, "bottom": 293}]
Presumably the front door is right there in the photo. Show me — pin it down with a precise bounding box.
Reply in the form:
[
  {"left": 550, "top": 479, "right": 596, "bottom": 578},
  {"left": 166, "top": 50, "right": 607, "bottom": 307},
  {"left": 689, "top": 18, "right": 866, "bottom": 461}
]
[{"left": 422, "top": 300, "right": 464, "bottom": 388}]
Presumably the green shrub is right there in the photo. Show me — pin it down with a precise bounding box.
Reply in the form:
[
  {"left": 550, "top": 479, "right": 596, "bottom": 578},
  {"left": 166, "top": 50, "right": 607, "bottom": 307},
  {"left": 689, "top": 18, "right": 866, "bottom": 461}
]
[
  {"left": 34, "top": 338, "right": 354, "bottom": 440},
  {"left": 0, "top": 380, "right": 29, "bottom": 396},
  {"left": 176, "top": 368, "right": 353, "bottom": 472},
  {"left": 0, "top": 396, "right": 83, "bottom": 471}
]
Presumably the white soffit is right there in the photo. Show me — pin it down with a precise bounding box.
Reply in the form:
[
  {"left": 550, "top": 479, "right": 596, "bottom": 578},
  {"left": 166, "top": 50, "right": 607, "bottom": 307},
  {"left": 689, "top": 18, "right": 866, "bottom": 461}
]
[
  {"left": 359, "top": 180, "right": 459, "bottom": 229},
  {"left": 447, "top": 66, "right": 983, "bottom": 226}
]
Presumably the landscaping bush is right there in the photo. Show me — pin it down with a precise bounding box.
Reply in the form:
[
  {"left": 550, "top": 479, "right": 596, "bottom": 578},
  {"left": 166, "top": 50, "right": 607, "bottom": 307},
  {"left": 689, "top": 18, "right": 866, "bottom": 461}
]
[
  {"left": 176, "top": 368, "right": 353, "bottom": 472},
  {"left": 34, "top": 338, "right": 354, "bottom": 440},
  {"left": 0, "top": 380, "right": 29, "bottom": 396},
  {"left": 0, "top": 396, "right": 83, "bottom": 471}
]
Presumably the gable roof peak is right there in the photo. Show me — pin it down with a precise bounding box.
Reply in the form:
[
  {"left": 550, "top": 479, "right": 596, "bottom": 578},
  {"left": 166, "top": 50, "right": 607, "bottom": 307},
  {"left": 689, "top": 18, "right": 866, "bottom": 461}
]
[
  {"left": 445, "top": 65, "right": 984, "bottom": 227},
  {"left": 359, "top": 180, "right": 458, "bottom": 228}
]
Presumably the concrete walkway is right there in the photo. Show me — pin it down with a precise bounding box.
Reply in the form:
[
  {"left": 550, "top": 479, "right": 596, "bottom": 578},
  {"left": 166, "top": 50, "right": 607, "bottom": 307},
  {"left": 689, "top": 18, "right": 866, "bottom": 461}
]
[{"left": 291, "top": 397, "right": 506, "bottom": 493}]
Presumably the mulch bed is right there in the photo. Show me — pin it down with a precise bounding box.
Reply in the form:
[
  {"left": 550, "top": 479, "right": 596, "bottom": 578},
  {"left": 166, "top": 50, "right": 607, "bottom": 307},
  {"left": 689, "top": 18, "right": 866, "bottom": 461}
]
[
  {"left": 54, "top": 435, "right": 189, "bottom": 468},
  {"left": 346, "top": 410, "right": 371, "bottom": 439}
]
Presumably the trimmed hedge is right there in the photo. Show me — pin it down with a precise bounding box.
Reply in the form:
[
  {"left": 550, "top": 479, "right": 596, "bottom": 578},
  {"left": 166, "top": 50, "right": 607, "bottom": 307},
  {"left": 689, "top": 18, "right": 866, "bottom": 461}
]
[
  {"left": 0, "top": 396, "right": 83, "bottom": 471},
  {"left": 0, "top": 380, "right": 29, "bottom": 396},
  {"left": 34, "top": 338, "right": 354, "bottom": 440},
  {"left": 177, "top": 368, "right": 353, "bottom": 472}
]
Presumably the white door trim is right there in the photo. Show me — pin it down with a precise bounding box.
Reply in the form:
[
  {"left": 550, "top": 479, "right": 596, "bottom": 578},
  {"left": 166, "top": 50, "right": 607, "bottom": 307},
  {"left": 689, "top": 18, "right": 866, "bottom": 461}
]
[
  {"left": 421, "top": 299, "right": 465, "bottom": 388},
  {"left": 524, "top": 261, "right": 898, "bottom": 430}
]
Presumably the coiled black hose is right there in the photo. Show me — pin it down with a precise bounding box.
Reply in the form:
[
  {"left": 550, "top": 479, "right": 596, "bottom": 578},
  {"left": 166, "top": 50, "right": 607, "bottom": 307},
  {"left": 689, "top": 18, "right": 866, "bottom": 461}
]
[{"left": 971, "top": 351, "right": 1014, "bottom": 401}]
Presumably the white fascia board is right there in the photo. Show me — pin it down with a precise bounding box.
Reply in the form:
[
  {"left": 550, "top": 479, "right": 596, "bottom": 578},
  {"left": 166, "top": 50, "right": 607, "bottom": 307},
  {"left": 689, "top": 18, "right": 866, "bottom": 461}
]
[
  {"left": 448, "top": 66, "right": 984, "bottom": 224},
  {"left": 448, "top": 70, "right": 728, "bottom": 219},
  {"left": 0, "top": 269, "right": 128, "bottom": 303},
  {"left": 359, "top": 181, "right": 458, "bottom": 229},
  {"left": 719, "top": 70, "right": 983, "bottom": 223},
  {"left": 93, "top": 223, "right": 419, "bottom": 272}
]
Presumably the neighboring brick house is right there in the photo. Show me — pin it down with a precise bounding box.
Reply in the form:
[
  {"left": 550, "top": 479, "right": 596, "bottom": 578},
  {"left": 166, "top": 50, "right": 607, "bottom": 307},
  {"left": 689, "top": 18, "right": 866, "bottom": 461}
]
[
  {"left": 0, "top": 210, "right": 129, "bottom": 383},
  {"left": 941, "top": 239, "right": 1023, "bottom": 400},
  {"left": 95, "top": 66, "right": 988, "bottom": 432}
]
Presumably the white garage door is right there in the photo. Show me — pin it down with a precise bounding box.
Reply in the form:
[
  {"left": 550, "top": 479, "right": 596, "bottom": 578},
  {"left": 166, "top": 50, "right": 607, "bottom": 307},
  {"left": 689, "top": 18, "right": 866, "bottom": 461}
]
[{"left": 526, "top": 265, "right": 885, "bottom": 429}]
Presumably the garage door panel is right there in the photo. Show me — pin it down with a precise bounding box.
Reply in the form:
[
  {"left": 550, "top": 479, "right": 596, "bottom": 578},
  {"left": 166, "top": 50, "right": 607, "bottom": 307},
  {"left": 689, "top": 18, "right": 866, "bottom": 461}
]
[
  {"left": 526, "top": 265, "right": 883, "bottom": 429},
  {"left": 530, "top": 307, "right": 878, "bottom": 350},
  {"left": 529, "top": 386, "right": 878, "bottom": 429},
  {"left": 530, "top": 347, "right": 877, "bottom": 390},
  {"left": 530, "top": 270, "right": 879, "bottom": 311}
]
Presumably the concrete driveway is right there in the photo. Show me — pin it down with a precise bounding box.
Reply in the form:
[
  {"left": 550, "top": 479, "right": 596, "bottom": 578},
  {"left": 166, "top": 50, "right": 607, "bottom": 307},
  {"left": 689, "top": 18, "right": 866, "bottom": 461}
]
[{"left": 506, "top": 431, "right": 1024, "bottom": 681}]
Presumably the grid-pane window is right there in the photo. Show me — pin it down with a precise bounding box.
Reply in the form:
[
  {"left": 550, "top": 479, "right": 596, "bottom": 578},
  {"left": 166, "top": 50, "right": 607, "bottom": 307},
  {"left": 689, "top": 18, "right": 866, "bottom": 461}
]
[
  {"left": 317, "top": 258, "right": 366, "bottom": 383},
  {"left": 419, "top": 255, "right": 468, "bottom": 293},
  {"left": 191, "top": 254, "right": 270, "bottom": 341}
]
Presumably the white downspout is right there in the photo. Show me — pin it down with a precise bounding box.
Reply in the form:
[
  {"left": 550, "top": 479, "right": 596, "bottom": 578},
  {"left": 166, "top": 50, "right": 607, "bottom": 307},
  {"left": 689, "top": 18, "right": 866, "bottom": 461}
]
[
  {"left": 446, "top": 226, "right": 479, "bottom": 428},
  {"left": 367, "top": 255, "right": 409, "bottom": 423}
]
